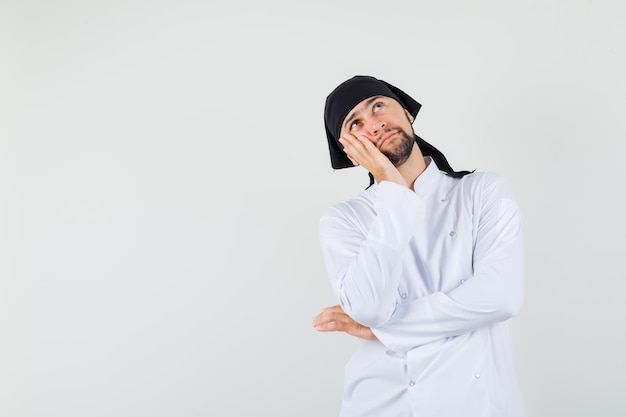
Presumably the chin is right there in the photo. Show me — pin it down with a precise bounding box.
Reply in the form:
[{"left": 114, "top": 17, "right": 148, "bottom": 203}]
[{"left": 384, "top": 131, "right": 414, "bottom": 166}]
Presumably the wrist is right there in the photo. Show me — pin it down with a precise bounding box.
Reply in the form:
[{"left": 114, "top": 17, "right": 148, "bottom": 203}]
[{"left": 373, "top": 169, "right": 407, "bottom": 188}]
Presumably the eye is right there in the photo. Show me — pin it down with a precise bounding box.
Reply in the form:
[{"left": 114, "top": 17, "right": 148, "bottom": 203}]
[
  {"left": 349, "top": 119, "right": 361, "bottom": 130},
  {"left": 373, "top": 102, "right": 384, "bottom": 112}
]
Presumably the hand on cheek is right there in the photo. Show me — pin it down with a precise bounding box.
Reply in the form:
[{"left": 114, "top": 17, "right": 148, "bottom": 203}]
[
  {"left": 339, "top": 133, "right": 389, "bottom": 174},
  {"left": 338, "top": 134, "right": 362, "bottom": 166},
  {"left": 338, "top": 134, "right": 407, "bottom": 187}
]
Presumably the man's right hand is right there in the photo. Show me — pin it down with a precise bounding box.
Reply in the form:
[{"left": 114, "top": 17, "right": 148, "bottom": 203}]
[{"left": 339, "top": 133, "right": 407, "bottom": 187}]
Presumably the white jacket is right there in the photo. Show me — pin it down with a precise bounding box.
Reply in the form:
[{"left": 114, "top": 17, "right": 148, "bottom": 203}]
[{"left": 320, "top": 158, "right": 526, "bottom": 417}]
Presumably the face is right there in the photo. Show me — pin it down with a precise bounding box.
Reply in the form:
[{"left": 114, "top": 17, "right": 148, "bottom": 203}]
[{"left": 340, "top": 96, "right": 415, "bottom": 166}]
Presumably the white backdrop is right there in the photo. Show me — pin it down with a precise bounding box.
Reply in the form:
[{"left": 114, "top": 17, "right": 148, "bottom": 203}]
[{"left": 2, "top": 1, "right": 625, "bottom": 416}]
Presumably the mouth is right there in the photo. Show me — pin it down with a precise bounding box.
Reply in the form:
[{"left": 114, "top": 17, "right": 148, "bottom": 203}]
[{"left": 378, "top": 131, "right": 398, "bottom": 149}]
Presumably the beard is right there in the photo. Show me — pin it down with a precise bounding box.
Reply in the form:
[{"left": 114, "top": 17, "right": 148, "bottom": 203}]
[{"left": 379, "top": 126, "right": 415, "bottom": 167}]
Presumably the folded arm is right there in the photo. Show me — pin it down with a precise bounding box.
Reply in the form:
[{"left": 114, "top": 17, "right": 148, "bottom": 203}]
[
  {"left": 318, "top": 173, "right": 524, "bottom": 351},
  {"left": 319, "top": 181, "right": 423, "bottom": 327},
  {"left": 372, "top": 174, "right": 525, "bottom": 352}
]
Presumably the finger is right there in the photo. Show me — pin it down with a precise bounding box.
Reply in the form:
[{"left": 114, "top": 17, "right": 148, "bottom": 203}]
[
  {"left": 314, "top": 317, "right": 350, "bottom": 333},
  {"left": 351, "top": 134, "right": 370, "bottom": 145},
  {"left": 340, "top": 136, "right": 369, "bottom": 166},
  {"left": 317, "top": 305, "right": 347, "bottom": 320},
  {"left": 315, "top": 315, "right": 364, "bottom": 336},
  {"left": 339, "top": 133, "right": 366, "bottom": 151},
  {"left": 312, "top": 307, "right": 350, "bottom": 328},
  {"left": 338, "top": 134, "right": 353, "bottom": 150},
  {"left": 338, "top": 141, "right": 359, "bottom": 166},
  {"left": 339, "top": 136, "right": 358, "bottom": 153},
  {"left": 339, "top": 132, "right": 359, "bottom": 144},
  {"left": 313, "top": 306, "right": 377, "bottom": 340},
  {"left": 354, "top": 134, "right": 383, "bottom": 154},
  {"left": 312, "top": 309, "right": 343, "bottom": 326},
  {"left": 343, "top": 134, "right": 386, "bottom": 166}
]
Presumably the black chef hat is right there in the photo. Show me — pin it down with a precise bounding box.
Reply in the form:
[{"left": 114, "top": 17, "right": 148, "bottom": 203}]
[{"left": 323, "top": 75, "right": 472, "bottom": 181}]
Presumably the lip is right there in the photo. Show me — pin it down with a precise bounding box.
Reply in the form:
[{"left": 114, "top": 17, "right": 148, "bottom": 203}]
[{"left": 378, "top": 131, "right": 397, "bottom": 148}]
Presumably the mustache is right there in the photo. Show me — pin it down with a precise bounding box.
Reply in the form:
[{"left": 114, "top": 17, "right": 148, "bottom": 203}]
[{"left": 376, "top": 128, "right": 402, "bottom": 146}]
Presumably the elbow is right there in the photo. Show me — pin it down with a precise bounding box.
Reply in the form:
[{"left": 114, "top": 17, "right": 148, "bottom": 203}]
[
  {"left": 496, "top": 302, "right": 521, "bottom": 322},
  {"left": 334, "top": 270, "right": 398, "bottom": 327},
  {"left": 338, "top": 292, "right": 394, "bottom": 328},
  {"left": 350, "top": 308, "right": 392, "bottom": 328},
  {"left": 495, "top": 289, "right": 524, "bottom": 321},
  {"left": 505, "top": 273, "right": 525, "bottom": 318},
  {"left": 488, "top": 269, "right": 524, "bottom": 321},
  {"left": 508, "top": 291, "right": 524, "bottom": 318}
]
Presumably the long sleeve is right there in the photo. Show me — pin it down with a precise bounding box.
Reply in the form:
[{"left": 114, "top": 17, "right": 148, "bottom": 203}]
[
  {"left": 319, "top": 181, "right": 423, "bottom": 327},
  {"left": 371, "top": 174, "right": 525, "bottom": 353},
  {"left": 321, "top": 164, "right": 527, "bottom": 417}
]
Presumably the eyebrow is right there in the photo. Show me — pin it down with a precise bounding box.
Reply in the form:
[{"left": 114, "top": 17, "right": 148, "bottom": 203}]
[{"left": 343, "top": 96, "right": 384, "bottom": 130}]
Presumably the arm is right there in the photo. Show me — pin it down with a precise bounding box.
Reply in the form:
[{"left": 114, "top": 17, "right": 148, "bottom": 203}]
[
  {"left": 371, "top": 174, "right": 525, "bottom": 353},
  {"left": 318, "top": 132, "right": 420, "bottom": 327},
  {"left": 319, "top": 181, "right": 423, "bottom": 327}
]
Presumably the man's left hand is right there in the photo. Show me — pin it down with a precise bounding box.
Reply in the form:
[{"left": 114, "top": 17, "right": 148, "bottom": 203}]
[{"left": 312, "top": 305, "right": 377, "bottom": 341}]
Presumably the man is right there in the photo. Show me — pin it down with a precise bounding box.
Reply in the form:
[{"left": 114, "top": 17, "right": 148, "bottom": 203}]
[{"left": 312, "top": 76, "right": 525, "bottom": 416}]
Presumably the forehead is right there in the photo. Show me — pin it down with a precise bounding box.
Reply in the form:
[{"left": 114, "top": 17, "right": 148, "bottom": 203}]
[{"left": 341, "top": 95, "right": 401, "bottom": 131}]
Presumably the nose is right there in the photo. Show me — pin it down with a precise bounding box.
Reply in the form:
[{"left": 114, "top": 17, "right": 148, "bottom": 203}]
[{"left": 365, "top": 117, "right": 386, "bottom": 137}]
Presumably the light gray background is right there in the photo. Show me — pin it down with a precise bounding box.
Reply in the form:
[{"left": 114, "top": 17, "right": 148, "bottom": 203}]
[{"left": 2, "top": 1, "right": 625, "bottom": 416}]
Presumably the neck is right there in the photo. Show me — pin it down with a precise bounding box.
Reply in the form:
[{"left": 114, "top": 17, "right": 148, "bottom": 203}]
[{"left": 397, "top": 143, "right": 427, "bottom": 191}]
